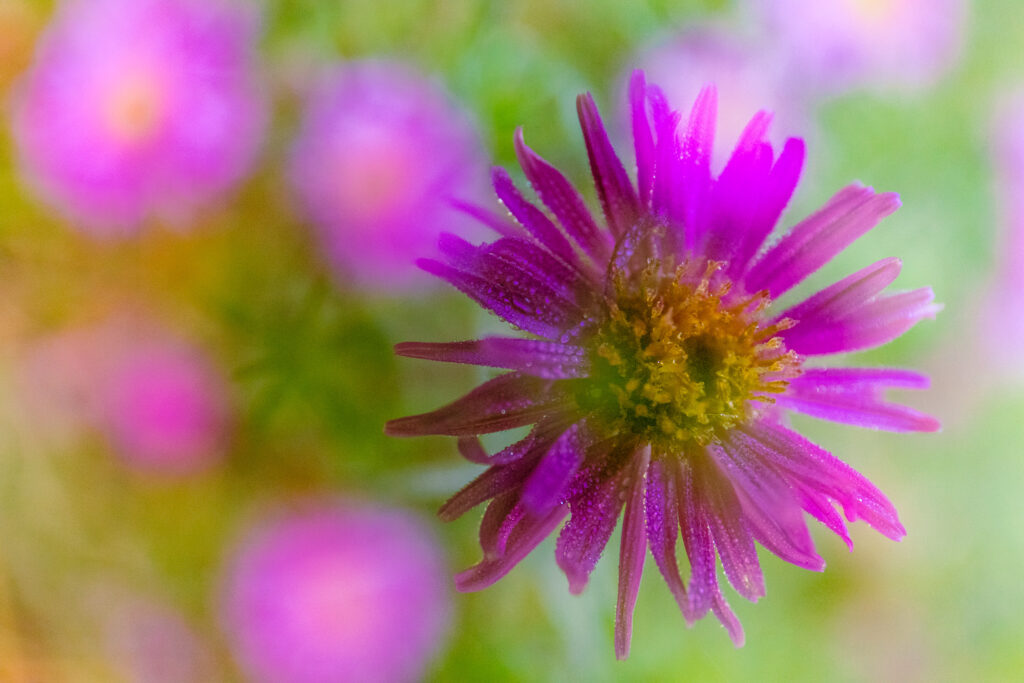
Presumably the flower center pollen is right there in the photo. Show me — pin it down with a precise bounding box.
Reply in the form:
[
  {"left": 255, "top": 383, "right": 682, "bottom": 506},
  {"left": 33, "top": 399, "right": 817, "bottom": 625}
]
[{"left": 576, "top": 262, "right": 800, "bottom": 450}]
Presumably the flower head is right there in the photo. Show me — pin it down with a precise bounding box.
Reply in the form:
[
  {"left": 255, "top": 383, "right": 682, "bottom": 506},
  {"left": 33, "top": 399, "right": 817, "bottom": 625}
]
[
  {"left": 289, "top": 61, "right": 485, "bottom": 291},
  {"left": 387, "top": 71, "right": 939, "bottom": 657},
  {"left": 10, "top": 0, "right": 266, "bottom": 234},
  {"left": 221, "top": 503, "right": 451, "bottom": 683}
]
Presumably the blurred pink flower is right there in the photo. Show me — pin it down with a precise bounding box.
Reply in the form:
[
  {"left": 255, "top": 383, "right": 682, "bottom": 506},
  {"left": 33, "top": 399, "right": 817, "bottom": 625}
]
[
  {"left": 288, "top": 61, "right": 485, "bottom": 292},
  {"left": 222, "top": 503, "right": 450, "bottom": 683},
  {"left": 752, "top": 0, "right": 965, "bottom": 94},
  {"left": 100, "top": 336, "right": 231, "bottom": 476},
  {"left": 17, "top": 318, "right": 231, "bottom": 475},
  {"left": 631, "top": 27, "right": 802, "bottom": 171},
  {"left": 10, "top": 0, "right": 267, "bottom": 235}
]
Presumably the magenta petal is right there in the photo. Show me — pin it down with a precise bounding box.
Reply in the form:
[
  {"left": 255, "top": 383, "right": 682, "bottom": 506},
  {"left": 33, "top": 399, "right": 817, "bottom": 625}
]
[
  {"left": 739, "top": 421, "right": 905, "bottom": 541},
  {"left": 450, "top": 199, "right": 525, "bottom": 240},
  {"left": 521, "top": 424, "right": 587, "bottom": 516},
  {"left": 630, "top": 71, "right": 656, "bottom": 207},
  {"left": 479, "top": 491, "right": 521, "bottom": 555},
  {"left": 645, "top": 459, "right": 690, "bottom": 621},
  {"left": 695, "top": 459, "right": 766, "bottom": 601},
  {"left": 777, "top": 367, "right": 939, "bottom": 432},
  {"left": 711, "top": 439, "right": 824, "bottom": 571},
  {"left": 385, "top": 372, "right": 559, "bottom": 437},
  {"left": 514, "top": 129, "right": 609, "bottom": 260},
  {"left": 491, "top": 167, "right": 580, "bottom": 268},
  {"left": 678, "top": 85, "right": 716, "bottom": 251},
  {"left": 438, "top": 457, "right": 537, "bottom": 522},
  {"left": 677, "top": 459, "right": 745, "bottom": 645},
  {"left": 395, "top": 338, "right": 588, "bottom": 379},
  {"left": 780, "top": 257, "right": 903, "bottom": 323},
  {"left": 455, "top": 506, "right": 568, "bottom": 592},
  {"left": 555, "top": 467, "right": 627, "bottom": 595},
  {"left": 781, "top": 287, "right": 939, "bottom": 355},
  {"left": 744, "top": 184, "right": 901, "bottom": 298},
  {"left": 577, "top": 93, "right": 639, "bottom": 237},
  {"left": 614, "top": 447, "right": 651, "bottom": 660},
  {"left": 418, "top": 258, "right": 578, "bottom": 339},
  {"left": 725, "top": 137, "right": 806, "bottom": 280}
]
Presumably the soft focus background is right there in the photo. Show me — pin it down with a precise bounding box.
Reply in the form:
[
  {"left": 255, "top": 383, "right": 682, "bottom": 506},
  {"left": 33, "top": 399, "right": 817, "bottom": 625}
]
[{"left": 0, "top": 0, "right": 1021, "bottom": 681}]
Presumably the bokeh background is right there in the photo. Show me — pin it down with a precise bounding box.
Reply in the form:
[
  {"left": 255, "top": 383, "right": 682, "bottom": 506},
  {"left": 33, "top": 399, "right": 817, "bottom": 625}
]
[{"left": 0, "top": 0, "right": 1022, "bottom": 680}]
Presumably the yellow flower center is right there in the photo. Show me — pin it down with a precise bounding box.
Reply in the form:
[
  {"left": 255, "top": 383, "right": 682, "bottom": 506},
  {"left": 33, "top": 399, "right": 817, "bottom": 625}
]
[{"left": 575, "top": 261, "right": 799, "bottom": 450}]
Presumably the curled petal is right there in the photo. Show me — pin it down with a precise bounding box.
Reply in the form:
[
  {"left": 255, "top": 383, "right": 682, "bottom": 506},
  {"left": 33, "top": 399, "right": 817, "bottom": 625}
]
[{"left": 744, "top": 184, "right": 901, "bottom": 298}]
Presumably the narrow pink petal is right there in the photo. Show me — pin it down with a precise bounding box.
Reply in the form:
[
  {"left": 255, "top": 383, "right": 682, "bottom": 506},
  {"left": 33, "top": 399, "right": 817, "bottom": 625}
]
[
  {"left": 455, "top": 506, "right": 569, "bottom": 592},
  {"left": 395, "top": 338, "right": 588, "bottom": 379},
  {"left": 776, "top": 369, "right": 940, "bottom": 432},
  {"left": 555, "top": 463, "right": 627, "bottom": 594},
  {"left": 479, "top": 491, "right": 520, "bottom": 555},
  {"left": 695, "top": 457, "right": 766, "bottom": 602},
  {"left": 679, "top": 86, "right": 716, "bottom": 251},
  {"left": 649, "top": 86, "right": 682, "bottom": 225},
  {"left": 781, "top": 287, "right": 939, "bottom": 355},
  {"left": 418, "top": 258, "right": 579, "bottom": 339},
  {"left": 645, "top": 458, "right": 690, "bottom": 621},
  {"left": 521, "top": 423, "right": 587, "bottom": 516},
  {"left": 492, "top": 167, "right": 580, "bottom": 268},
  {"left": 744, "top": 184, "right": 900, "bottom": 298},
  {"left": 577, "top": 93, "right": 639, "bottom": 237},
  {"left": 514, "top": 129, "right": 609, "bottom": 260},
  {"left": 711, "top": 439, "right": 824, "bottom": 571},
  {"left": 629, "top": 70, "right": 655, "bottom": 207},
  {"left": 385, "top": 372, "right": 560, "bottom": 437},
  {"left": 739, "top": 421, "right": 905, "bottom": 541},
  {"left": 454, "top": 421, "right": 568, "bottom": 466},
  {"left": 795, "top": 483, "right": 853, "bottom": 550},
  {"left": 615, "top": 446, "right": 651, "bottom": 660},
  {"left": 677, "top": 459, "right": 745, "bottom": 645},
  {"left": 438, "top": 452, "right": 542, "bottom": 522},
  {"left": 779, "top": 257, "right": 903, "bottom": 323}
]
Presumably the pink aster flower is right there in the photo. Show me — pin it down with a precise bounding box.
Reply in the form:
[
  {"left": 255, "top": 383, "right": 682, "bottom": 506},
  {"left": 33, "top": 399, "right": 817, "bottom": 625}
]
[
  {"left": 221, "top": 503, "right": 450, "bottom": 683},
  {"left": 288, "top": 61, "right": 485, "bottom": 291},
  {"left": 10, "top": 0, "right": 266, "bottom": 235},
  {"left": 752, "top": 0, "right": 966, "bottom": 93},
  {"left": 386, "top": 71, "right": 939, "bottom": 657},
  {"left": 99, "top": 335, "right": 231, "bottom": 476}
]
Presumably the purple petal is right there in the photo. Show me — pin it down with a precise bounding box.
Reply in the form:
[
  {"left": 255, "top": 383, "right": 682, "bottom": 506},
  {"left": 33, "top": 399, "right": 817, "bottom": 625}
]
[
  {"left": 777, "top": 367, "right": 940, "bottom": 432},
  {"left": 521, "top": 424, "right": 588, "bottom": 516},
  {"left": 385, "top": 372, "right": 561, "bottom": 437},
  {"left": 438, "top": 453, "right": 541, "bottom": 522},
  {"left": 645, "top": 458, "right": 690, "bottom": 621},
  {"left": 615, "top": 446, "right": 651, "bottom": 660},
  {"left": 781, "top": 287, "right": 939, "bottom": 355},
  {"left": 744, "top": 184, "right": 901, "bottom": 298},
  {"left": 739, "top": 421, "right": 905, "bottom": 541},
  {"left": 694, "top": 457, "right": 766, "bottom": 601},
  {"left": 677, "top": 458, "right": 745, "bottom": 645},
  {"left": 630, "top": 70, "right": 655, "bottom": 207},
  {"left": 555, "top": 462, "right": 628, "bottom": 595},
  {"left": 678, "top": 85, "right": 717, "bottom": 251},
  {"left": 794, "top": 483, "right": 852, "bottom": 550},
  {"left": 455, "top": 505, "right": 569, "bottom": 592},
  {"left": 649, "top": 85, "right": 682, "bottom": 226},
  {"left": 418, "top": 258, "right": 579, "bottom": 339},
  {"left": 514, "top": 129, "right": 609, "bottom": 260},
  {"left": 396, "top": 338, "right": 588, "bottom": 379},
  {"left": 479, "top": 491, "right": 521, "bottom": 555},
  {"left": 577, "top": 93, "right": 639, "bottom": 237},
  {"left": 492, "top": 167, "right": 580, "bottom": 268},
  {"left": 711, "top": 439, "right": 824, "bottom": 571},
  {"left": 453, "top": 421, "right": 568, "bottom": 466},
  {"left": 779, "top": 257, "right": 903, "bottom": 323}
]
